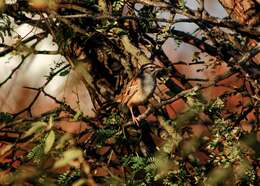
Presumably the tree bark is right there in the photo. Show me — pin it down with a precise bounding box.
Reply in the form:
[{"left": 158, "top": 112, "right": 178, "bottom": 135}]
[
  {"left": 218, "top": 0, "right": 260, "bottom": 65},
  {"left": 218, "top": 0, "right": 260, "bottom": 26}
]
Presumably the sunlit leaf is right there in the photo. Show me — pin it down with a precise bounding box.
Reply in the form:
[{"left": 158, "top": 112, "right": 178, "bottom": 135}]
[
  {"left": 0, "top": 172, "right": 14, "bottom": 185},
  {"left": 54, "top": 148, "right": 83, "bottom": 168},
  {"left": 73, "top": 111, "right": 83, "bottom": 121},
  {"left": 22, "top": 121, "right": 47, "bottom": 138},
  {"left": 0, "top": 144, "right": 13, "bottom": 156},
  {"left": 44, "top": 130, "right": 55, "bottom": 154},
  {"left": 55, "top": 133, "right": 73, "bottom": 149},
  {"left": 72, "top": 178, "right": 87, "bottom": 186},
  {"left": 82, "top": 161, "right": 90, "bottom": 175},
  {"left": 48, "top": 116, "right": 54, "bottom": 129}
]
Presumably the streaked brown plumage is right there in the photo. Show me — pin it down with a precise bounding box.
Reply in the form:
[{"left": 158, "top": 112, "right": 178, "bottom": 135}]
[{"left": 115, "top": 63, "right": 162, "bottom": 124}]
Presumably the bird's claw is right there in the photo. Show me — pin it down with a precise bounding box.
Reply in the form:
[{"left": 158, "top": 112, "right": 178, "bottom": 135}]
[{"left": 132, "top": 116, "right": 140, "bottom": 126}]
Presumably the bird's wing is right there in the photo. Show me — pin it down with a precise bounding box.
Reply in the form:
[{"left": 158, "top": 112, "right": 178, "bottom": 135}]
[{"left": 115, "top": 78, "right": 140, "bottom": 105}]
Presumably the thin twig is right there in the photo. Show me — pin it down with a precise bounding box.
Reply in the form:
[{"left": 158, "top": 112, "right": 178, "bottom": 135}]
[
  {"left": 0, "top": 53, "right": 31, "bottom": 87},
  {"left": 14, "top": 64, "right": 70, "bottom": 117}
]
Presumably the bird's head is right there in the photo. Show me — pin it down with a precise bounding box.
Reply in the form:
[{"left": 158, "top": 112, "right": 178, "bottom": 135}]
[{"left": 140, "top": 63, "right": 163, "bottom": 77}]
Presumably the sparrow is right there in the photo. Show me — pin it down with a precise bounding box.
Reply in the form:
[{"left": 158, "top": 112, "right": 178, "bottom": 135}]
[{"left": 115, "top": 63, "right": 162, "bottom": 124}]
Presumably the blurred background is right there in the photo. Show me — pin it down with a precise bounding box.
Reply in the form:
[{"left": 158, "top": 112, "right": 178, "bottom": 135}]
[{"left": 0, "top": 0, "right": 237, "bottom": 118}]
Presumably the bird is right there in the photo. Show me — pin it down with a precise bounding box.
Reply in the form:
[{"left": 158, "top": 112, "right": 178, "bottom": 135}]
[{"left": 115, "top": 63, "right": 162, "bottom": 125}]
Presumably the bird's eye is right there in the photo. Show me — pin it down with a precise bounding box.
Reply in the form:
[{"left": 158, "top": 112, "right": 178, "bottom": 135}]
[
  {"left": 145, "top": 67, "right": 153, "bottom": 71},
  {"left": 141, "top": 63, "right": 158, "bottom": 72}
]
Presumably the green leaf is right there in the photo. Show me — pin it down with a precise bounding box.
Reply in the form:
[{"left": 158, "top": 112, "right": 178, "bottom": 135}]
[
  {"left": 54, "top": 148, "right": 83, "bottom": 168},
  {"left": 73, "top": 111, "right": 83, "bottom": 121},
  {"left": 72, "top": 178, "right": 87, "bottom": 186},
  {"left": 0, "top": 112, "right": 13, "bottom": 122},
  {"left": 59, "top": 69, "right": 70, "bottom": 76},
  {"left": 44, "top": 130, "right": 55, "bottom": 154},
  {"left": 47, "top": 115, "right": 54, "bottom": 130},
  {"left": 22, "top": 121, "right": 47, "bottom": 138},
  {"left": 55, "top": 133, "right": 72, "bottom": 149},
  {"left": 177, "top": 0, "right": 186, "bottom": 10}
]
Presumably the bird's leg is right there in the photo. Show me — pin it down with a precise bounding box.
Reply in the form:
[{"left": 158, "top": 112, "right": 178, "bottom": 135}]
[{"left": 130, "top": 107, "right": 139, "bottom": 126}]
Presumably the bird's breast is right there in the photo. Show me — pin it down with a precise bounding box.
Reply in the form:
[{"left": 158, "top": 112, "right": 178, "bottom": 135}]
[
  {"left": 142, "top": 74, "right": 156, "bottom": 96},
  {"left": 126, "top": 74, "right": 156, "bottom": 107}
]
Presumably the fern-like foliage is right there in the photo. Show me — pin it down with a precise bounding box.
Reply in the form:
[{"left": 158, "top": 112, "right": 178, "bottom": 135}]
[
  {"left": 57, "top": 169, "right": 81, "bottom": 186},
  {"left": 0, "top": 14, "right": 12, "bottom": 43},
  {"left": 95, "top": 128, "right": 117, "bottom": 145},
  {"left": 26, "top": 143, "right": 44, "bottom": 164}
]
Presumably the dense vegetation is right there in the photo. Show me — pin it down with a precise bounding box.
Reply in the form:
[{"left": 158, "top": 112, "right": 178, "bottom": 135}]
[{"left": 0, "top": 0, "right": 259, "bottom": 185}]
